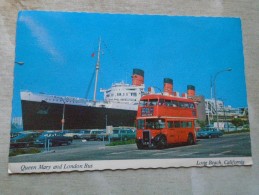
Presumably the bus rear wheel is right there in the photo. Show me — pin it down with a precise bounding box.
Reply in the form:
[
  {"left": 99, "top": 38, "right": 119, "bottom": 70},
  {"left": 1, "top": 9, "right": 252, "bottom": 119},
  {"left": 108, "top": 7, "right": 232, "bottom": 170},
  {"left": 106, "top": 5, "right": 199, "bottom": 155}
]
[{"left": 187, "top": 134, "right": 194, "bottom": 145}]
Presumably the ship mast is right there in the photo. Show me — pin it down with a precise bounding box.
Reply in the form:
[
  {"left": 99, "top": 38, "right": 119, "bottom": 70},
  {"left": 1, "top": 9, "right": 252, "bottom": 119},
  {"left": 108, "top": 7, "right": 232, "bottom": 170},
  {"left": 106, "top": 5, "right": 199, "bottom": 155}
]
[{"left": 93, "top": 37, "right": 101, "bottom": 103}]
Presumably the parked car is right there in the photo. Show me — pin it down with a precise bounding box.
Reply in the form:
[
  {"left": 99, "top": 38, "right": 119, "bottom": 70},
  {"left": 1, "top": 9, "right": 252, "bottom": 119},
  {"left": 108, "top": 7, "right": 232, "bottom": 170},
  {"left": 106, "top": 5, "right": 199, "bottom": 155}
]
[
  {"left": 110, "top": 129, "right": 136, "bottom": 141},
  {"left": 10, "top": 132, "right": 19, "bottom": 138},
  {"left": 63, "top": 130, "right": 87, "bottom": 139},
  {"left": 34, "top": 131, "right": 73, "bottom": 147},
  {"left": 242, "top": 124, "right": 250, "bottom": 131},
  {"left": 81, "top": 130, "right": 104, "bottom": 141},
  {"left": 96, "top": 132, "right": 109, "bottom": 141},
  {"left": 10, "top": 131, "right": 40, "bottom": 148},
  {"left": 197, "top": 128, "right": 223, "bottom": 139}
]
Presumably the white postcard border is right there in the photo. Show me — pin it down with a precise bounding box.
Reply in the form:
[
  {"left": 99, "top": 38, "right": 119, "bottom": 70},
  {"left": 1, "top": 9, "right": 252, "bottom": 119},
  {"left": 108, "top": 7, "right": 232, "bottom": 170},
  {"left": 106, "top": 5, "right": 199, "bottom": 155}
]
[{"left": 8, "top": 157, "right": 252, "bottom": 174}]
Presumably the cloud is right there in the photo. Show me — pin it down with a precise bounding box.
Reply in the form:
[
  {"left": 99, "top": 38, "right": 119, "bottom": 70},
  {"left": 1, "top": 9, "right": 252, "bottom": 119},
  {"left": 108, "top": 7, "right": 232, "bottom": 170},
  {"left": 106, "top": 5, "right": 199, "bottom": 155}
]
[{"left": 19, "top": 13, "right": 65, "bottom": 63}]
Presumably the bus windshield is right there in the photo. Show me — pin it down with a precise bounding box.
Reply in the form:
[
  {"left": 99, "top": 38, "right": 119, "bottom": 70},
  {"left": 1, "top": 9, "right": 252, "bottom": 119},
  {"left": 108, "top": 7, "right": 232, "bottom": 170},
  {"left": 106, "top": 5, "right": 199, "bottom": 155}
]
[
  {"left": 137, "top": 119, "right": 145, "bottom": 129},
  {"left": 146, "top": 119, "right": 165, "bottom": 129}
]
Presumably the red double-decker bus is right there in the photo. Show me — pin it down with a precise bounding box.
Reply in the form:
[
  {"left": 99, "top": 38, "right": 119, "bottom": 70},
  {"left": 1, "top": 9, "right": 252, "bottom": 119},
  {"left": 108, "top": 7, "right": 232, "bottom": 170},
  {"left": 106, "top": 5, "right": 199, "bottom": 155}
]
[{"left": 135, "top": 94, "right": 198, "bottom": 149}]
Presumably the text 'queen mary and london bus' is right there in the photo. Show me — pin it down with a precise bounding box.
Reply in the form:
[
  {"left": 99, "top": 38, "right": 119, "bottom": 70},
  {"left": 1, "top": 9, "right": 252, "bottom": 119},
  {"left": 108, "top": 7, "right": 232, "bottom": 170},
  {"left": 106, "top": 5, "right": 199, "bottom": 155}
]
[{"left": 135, "top": 78, "right": 198, "bottom": 149}]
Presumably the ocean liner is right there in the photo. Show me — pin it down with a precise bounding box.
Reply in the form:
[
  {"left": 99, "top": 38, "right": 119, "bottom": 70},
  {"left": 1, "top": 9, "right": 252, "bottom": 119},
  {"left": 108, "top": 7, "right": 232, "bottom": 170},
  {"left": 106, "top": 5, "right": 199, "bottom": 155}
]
[
  {"left": 21, "top": 39, "right": 146, "bottom": 130},
  {"left": 21, "top": 69, "right": 145, "bottom": 130}
]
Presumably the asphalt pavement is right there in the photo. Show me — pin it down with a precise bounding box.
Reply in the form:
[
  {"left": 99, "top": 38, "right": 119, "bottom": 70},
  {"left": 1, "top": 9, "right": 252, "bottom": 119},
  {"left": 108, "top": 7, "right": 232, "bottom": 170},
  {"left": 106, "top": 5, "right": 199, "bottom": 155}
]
[{"left": 9, "top": 132, "right": 251, "bottom": 162}]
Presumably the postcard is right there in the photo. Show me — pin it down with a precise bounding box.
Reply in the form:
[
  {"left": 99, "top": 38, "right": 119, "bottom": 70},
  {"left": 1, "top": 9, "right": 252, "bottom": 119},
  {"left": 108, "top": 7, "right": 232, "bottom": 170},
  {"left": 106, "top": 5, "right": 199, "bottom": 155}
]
[{"left": 9, "top": 11, "right": 252, "bottom": 174}]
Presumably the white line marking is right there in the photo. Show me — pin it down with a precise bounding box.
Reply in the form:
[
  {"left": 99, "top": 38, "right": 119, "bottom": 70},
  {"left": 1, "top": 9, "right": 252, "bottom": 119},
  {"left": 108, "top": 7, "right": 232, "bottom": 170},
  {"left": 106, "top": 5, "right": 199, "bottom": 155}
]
[
  {"left": 222, "top": 145, "right": 234, "bottom": 148},
  {"left": 183, "top": 144, "right": 200, "bottom": 148},
  {"left": 109, "top": 151, "right": 133, "bottom": 155},
  {"left": 209, "top": 150, "right": 232, "bottom": 156},
  {"left": 177, "top": 152, "right": 198, "bottom": 157},
  {"left": 152, "top": 150, "right": 179, "bottom": 156},
  {"left": 152, "top": 152, "right": 169, "bottom": 156},
  {"left": 135, "top": 150, "right": 155, "bottom": 153}
]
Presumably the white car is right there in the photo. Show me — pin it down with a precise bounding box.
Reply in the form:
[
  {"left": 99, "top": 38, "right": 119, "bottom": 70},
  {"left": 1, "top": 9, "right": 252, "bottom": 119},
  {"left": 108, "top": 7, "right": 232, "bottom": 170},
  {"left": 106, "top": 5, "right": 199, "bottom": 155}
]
[{"left": 63, "top": 131, "right": 86, "bottom": 139}]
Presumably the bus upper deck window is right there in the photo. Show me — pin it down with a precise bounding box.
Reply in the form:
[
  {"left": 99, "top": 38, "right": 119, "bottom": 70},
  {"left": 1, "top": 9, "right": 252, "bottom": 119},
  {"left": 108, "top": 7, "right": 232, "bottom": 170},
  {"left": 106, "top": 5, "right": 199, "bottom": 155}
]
[
  {"left": 158, "top": 99, "right": 165, "bottom": 106},
  {"left": 149, "top": 99, "right": 158, "bottom": 106},
  {"left": 139, "top": 100, "right": 148, "bottom": 106},
  {"left": 179, "top": 102, "right": 184, "bottom": 108},
  {"left": 172, "top": 101, "right": 178, "bottom": 107},
  {"left": 189, "top": 103, "right": 195, "bottom": 109},
  {"left": 184, "top": 102, "right": 189, "bottom": 108},
  {"left": 165, "top": 100, "right": 172, "bottom": 106}
]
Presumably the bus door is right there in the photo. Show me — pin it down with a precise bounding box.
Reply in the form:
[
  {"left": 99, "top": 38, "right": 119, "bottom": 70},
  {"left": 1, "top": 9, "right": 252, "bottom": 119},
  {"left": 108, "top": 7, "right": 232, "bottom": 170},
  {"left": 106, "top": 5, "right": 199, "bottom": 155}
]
[
  {"left": 173, "top": 121, "right": 182, "bottom": 143},
  {"left": 167, "top": 121, "right": 179, "bottom": 144},
  {"left": 179, "top": 121, "right": 193, "bottom": 142}
]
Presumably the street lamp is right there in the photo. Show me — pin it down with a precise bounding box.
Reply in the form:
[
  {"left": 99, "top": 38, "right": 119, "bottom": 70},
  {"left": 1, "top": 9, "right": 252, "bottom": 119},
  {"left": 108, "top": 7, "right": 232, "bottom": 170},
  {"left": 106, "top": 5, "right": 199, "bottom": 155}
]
[
  {"left": 212, "top": 68, "right": 232, "bottom": 130},
  {"left": 61, "top": 98, "right": 66, "bottom": 133}
]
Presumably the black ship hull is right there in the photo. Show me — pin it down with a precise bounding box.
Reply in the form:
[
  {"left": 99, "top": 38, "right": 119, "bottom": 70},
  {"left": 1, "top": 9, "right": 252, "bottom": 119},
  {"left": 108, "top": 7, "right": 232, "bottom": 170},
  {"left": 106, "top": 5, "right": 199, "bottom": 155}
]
[{"left": 21, "top": 100, "right": 137, "bottom": 130}]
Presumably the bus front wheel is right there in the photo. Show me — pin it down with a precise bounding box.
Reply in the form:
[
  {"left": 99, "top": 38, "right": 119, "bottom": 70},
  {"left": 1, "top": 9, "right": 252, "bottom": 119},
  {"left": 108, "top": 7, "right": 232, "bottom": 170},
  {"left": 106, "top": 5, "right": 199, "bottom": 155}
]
[
  {"left": 156, "top": 136, "right": 167, "bottom": 149},
  {"left": 136, "top": 142, "right": 144, "bottom": 150}
]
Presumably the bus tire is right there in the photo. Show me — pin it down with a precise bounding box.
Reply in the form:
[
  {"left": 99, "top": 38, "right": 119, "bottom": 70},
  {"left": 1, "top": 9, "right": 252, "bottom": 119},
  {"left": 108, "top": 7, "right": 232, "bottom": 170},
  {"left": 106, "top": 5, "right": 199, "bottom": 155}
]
[
  {"left": 136, "top": 142, "right": 144, "bottom": 149},
  {"left": 156, "top": 136, "right": 167, "bottom": 149},
  {"left": 187, "top": 133, "right": 194, "bottom": 145}
]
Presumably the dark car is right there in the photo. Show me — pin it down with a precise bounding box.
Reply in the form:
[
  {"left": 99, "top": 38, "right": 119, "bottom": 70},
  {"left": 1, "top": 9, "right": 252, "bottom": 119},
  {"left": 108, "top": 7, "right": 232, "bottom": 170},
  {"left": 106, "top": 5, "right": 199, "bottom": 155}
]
[
  {"left": 10, "top": 131, "right": 40, "bottom": 148},
  {"left": 34, "top": 131, "right": 73, "bottom": 147},
  {"left": 197, "top": 128, "right": 223, "bottom": 139}
]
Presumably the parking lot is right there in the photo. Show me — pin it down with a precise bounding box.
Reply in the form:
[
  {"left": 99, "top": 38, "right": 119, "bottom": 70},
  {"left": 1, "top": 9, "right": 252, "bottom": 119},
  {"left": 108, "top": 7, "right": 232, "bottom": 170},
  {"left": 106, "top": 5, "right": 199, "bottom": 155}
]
[{"left": 9, "top": 132, "right": 251, "bottom": 163}]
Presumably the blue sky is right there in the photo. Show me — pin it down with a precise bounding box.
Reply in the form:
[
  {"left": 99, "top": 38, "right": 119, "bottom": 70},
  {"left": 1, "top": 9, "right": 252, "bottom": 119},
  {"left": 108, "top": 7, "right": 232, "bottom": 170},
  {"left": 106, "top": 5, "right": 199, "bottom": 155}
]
[{"left": 12, "top": 11, "right": 247, "bottom": 117}]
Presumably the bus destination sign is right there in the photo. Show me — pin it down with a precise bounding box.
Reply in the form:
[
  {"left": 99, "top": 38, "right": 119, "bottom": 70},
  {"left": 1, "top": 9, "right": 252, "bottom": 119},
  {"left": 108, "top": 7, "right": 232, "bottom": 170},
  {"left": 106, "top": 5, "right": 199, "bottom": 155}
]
[{"left": 141, "top": 107, "right": 154, "bottom": 116}]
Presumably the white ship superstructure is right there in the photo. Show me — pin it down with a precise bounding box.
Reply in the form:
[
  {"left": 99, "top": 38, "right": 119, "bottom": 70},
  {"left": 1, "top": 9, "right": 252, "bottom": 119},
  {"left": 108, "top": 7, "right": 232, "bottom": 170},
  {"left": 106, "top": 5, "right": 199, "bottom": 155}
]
[{"left": 100, "top": 81, "right": 145, "bottom": 110}]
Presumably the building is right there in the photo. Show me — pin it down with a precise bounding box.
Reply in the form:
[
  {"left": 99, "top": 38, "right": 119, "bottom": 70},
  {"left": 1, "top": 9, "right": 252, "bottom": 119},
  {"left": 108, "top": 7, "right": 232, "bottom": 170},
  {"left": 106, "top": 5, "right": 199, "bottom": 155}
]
[
  {"left": 11, "top": 117, "right": 23, "bottom": 131},
  {"left": 205, "top": 98, "right": 248, "bottom": 123}
]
